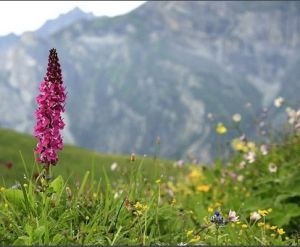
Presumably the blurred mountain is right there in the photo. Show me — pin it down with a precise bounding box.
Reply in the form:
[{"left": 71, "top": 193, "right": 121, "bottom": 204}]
[
  {"left": 0, "top": 33, "right": 19, "bottom": 53},
  {"left": 0, "top": 2, "right": 299, "bottom": 162},
  {"left": 36, "top": 7, "right": 95, "bottom": 38}
]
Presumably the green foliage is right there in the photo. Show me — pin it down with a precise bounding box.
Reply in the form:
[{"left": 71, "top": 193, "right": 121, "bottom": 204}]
[{"left": 0, "top": 128, "right": 300, "bottom": 245}]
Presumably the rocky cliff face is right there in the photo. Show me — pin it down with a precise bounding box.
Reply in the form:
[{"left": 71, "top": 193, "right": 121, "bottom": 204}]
[{"left": 0, "top": 2, "right": 299, "bottom": 162}]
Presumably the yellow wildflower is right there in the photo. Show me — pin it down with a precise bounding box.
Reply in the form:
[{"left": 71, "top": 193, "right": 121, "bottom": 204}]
[
  {"left": 267, "top": 208, "right": 272, "bottom": 213},
  {"left": 258, "top": 209, "right": 268, "bottom": 217},
  {"left": 265, "top": 224, "right": 271, "bottom": 229},
  {"left": 134, "top": 201, "right": 148, "bottom": 216},
  {"left": 207, "top": 207, "right": 214, "bottom": 213},
  {"left": 258, "top": 222, "right": 265, "bottom": 227},
  {"left": 277, "top": 228, "right": 285, "bottom": 235},
  {"left": 242, "top": 224, "right": 248, "bottom": 228},
  {"left": 196, "top": 184, "right": 210, "bottom": 192},
  {"left": 188, "top": 167, "right": 203, "bottom": 183},
  {"left": 235, "top": 221, "right": 241, "bottom": 225},
  {"left": 0, "top": 187, "right": 5, "bottom": 192},
  {"left": 270, "top": 226, "right": 277, "bottom": 230},
  {"left": 214, "top": 202, "right": 222, "bottom": 208},
  {"left": 232, "top": 138, "right": 247, "bottom": 152},
  {"left": 271, "top": 233, "right": 276, "bottom": 238},
  {"left": 247, "top": 142, "right": 256, "bottom": 152},
  {"left": 216, "top": 122, "right": 227, "bottom": 134}
]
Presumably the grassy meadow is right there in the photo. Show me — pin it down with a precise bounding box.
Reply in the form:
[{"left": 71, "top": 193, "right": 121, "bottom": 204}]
[{"left": 1, "top": 104, "right": 300, "bottom": 245}]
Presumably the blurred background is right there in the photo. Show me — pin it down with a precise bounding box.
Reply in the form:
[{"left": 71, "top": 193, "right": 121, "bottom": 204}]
[{"left": 0, "top": 1, "right": 299, "bottom": 163}]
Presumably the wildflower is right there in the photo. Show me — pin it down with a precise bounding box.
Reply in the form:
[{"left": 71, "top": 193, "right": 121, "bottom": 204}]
[
  {"left": 229, "top": 172, "right": 237, "bottom": 180},
  {"left": 208, "top": 207, "right": 214, "bottom": 213},
  {"left": 0, "top": 187, "right": 5, "bottom": 192},
  {"left": 241, "top": 224, "right": 248, "bottom": 228},
  {"left": 271, "top": 233, "right": 276, "bottom": 238},
  {"left": 274, "top": 97, "right": 284, "bottom": 108},
  {"left": 228, "top": 210, "right": 239, "bottom": 222},
  {"left": 250, "top": 211, "right": 261, "bottom": 221},
  {"left": 207, "top": 113, "right": 214, "bottom": 121},
  {"left": 134, "top": 201, "right": 148, "bottom": 216},
  {"left": 215, "top": 202, "right": 222, "bottom": 208},
  {"left": 258, "top": 209, "right": 268, "bottom": 217},
  {"left": 130, "top": 153, "right": 136, "bottom": 161},
  {"left": 210, "top": 211, "right": 227, "bottom": 225},
  {"left": 176, "top": 160, "right": 185, "bottom": 167},
  {"left": 34, "top": 48, "right": 66, "bottom": 167},
  {"left": 237, "top": 175, "right": 244, "bottom": 182},
  {"left": 258, "top": 222, "right": 265, "bottom": 227},
  {"left": 268, "top": 163, "right": 277, "bottom": 173},
  {"left": 188, "top": 167, "right": 202, "bottom": 182},
  {"left": 247, "top": 142, "right": 256, "bottom": 152},
  {"left": 232, "top": 113, "right": 242, "bottom": 122},
  {"left": 271, "top": 226, "right": 277, "bottom": 230},
  {"left": 277, "top": 228, "right": 285, "bottom": 235},
  {"left": 196, "top": 184, "right": 210, "bottom": 192},
  {"left": 286, "top": 107, "right": 300, "bottom": 126},
  {"left": 239, "top": 161, "right": 246, "bottom": 169},
  {"left": 216, "top": 122, "right": 227, "bottom": 134},
  {"left": 110, "top": 162, "right": 118, "bottom": 171},
  {"left": 232, "top": 138, "right": 247, "bottom": 152},
  {"left": 267, "top": 208, "right": 272, "bottom": 213},
  {"left": 244, "top": 151, "right": 256, "bottom": 163},
  {"left": 260, "top": 144, "right": 268, "bottom": 155}
]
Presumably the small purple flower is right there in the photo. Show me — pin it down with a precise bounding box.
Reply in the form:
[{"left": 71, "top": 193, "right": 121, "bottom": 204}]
[{"left": 34, "top": 48, "right": 66, "bottom": 167}]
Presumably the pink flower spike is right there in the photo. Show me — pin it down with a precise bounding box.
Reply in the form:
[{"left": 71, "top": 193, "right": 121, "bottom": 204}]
[{"left": 34, "top": 48, "right": 66, "bottom": 167}]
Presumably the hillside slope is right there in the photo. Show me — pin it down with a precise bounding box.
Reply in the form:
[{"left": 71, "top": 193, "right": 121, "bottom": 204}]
[{"left": 0, "top": 128, "right": 173, "bottom": 186}]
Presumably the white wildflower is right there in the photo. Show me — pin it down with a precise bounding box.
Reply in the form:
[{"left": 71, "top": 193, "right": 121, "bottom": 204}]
[
  {"left": 232, "top": 113, "right": 242, "bottom": 122},
  {"left": 250, "top": 211, "right": 261, "bottom": 221},
  {"left": 111, "top": 162, "right": 118, "bottom": 171},
  {"left": 274, "top": 97, "right": 284, "bottom": 108},
  {"left": 268, "top": 163, "right": 277, "bottom": 173}
]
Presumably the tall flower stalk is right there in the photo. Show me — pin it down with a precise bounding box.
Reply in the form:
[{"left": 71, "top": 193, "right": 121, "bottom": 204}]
[{"left": 34, "top": 48, "right": 66, "bottom": 171}]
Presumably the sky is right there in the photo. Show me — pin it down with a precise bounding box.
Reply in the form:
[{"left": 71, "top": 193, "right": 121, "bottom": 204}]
[{"left": 0, "top": 1, "right": 146, "bottom": 36}]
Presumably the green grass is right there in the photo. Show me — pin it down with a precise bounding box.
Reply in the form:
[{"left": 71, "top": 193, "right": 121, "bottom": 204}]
[
  {"left": 0, "top": 127, "right": 300, "bottom": 245},
  {"left": 0, "top": 128, "right": 176, "bottom": 187}
]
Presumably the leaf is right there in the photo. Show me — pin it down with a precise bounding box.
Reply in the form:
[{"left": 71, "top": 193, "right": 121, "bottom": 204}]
[
  {"left": 13, "top": 236, "right": 29, "bottom": 245},
  {"left": 3, "top": 189, "right": 24, "bottom": 209},
  {"left": 33, "top": 226, "right": 45, "bottom": 240},
  {"left": 52, "top": 233, "right": 64, "bottom": 245},
  {"left": 49, "top": 175, "right": 64, "bottom": 194}
]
